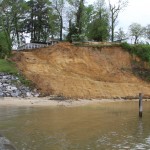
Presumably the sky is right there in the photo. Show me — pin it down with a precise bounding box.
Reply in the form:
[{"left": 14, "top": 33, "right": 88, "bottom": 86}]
[{"left": 88, "top": 0, "right": 150, "bottom": 33}]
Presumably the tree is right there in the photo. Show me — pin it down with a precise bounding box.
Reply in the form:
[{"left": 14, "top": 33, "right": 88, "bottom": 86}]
[
  {"left": 0, "top": 0, "right": 13, "bottom": 52},
  {"left": 52, "top": 0, "right": 65, "bottom": 41},
  {"left": 67, "top": 0, "right": 85, "bottom": 36},
  {"left": 83, "top": 4, "right": 94, "bottom": 36},
  {"left": 115, "top": 27, "right": 127, "bottom": 42},
  {"left": 25, "top": 0, "right": 58, "bottom": 43},
  {"left": 129, "top": 23, "right": 145, "bottom": 44},
  {"left": 145, "top": 24, "right": 150, "bottom": 41},
  {"left": 0, "top": 31, "right": 10, "bottom": 58},
  {"left": 0, "top": 0, "right": 27, "bottom": 47},
  {"left": 87, "top": 0, "right": 109, "bottom": 41},
  {"left": 76, "top": 0, "right": 84, "bottom": 35},
  {"left": 109, "top": 0, "right": 128, "bottom": 42},
  {"left": 66, "top": 21, "right": 78, "bottom": 42}
]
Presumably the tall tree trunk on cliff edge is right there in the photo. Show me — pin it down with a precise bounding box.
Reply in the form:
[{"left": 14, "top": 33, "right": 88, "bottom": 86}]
[
  {"left": 53, "top": 0, "right": 65, "bottom": 41},
  {"left": 76, "top": 0, "right": 84, "bottom": 35}
]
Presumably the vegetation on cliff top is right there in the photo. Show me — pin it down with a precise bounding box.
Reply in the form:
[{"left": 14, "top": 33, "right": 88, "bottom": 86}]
[
  {"left": 121, "top": 43, "right": 150, "bottom": 63},
  {"left": 120, "top": 42, "right": 150, "bottom": 82}
]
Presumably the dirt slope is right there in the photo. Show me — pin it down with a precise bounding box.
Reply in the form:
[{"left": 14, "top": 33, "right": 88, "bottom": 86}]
[{"left": 13, "top": 42, "right": 150, "bottom": 98}]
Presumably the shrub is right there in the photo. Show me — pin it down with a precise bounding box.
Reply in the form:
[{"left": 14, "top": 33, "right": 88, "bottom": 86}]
[
  {"left": 121, "top": 43, "right": 150, "bottom": 63},
  {"left": 0, "top": 32, "right": 11, "bottom": 58}
]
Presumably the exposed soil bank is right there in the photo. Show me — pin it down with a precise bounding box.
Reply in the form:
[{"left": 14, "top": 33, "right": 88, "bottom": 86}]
[{"left": 13, "top": 42, "right": 150, "bottom": 99}]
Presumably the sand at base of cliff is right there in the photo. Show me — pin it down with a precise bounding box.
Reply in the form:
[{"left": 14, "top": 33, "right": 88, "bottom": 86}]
[{"left": 0, "top": 97, "right": 148, "bottom": 107}]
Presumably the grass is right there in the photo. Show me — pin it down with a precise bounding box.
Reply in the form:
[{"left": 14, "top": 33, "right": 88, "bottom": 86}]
[
  {"left": 73, "top": 42, "right": 121, "bottom": 49},
  {"left": 0, "top": 59, "right": 18, "bottom": 74},
  {"left": 0, "top": 59, "right": 33, "bottom": 87}
]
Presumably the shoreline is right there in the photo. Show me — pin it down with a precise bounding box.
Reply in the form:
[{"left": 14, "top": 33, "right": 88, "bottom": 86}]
[{"left": 0, "top": 97, "right": 149, "bottom": 107}]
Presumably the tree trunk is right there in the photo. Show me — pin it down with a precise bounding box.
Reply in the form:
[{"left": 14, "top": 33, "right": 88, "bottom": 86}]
[
  {"left": 134, "top": 36, "right": 138, "bottom": 44},
  {"left": 60, "top": 16, "right": 63, "bottom": 41},
  {"left": 14, "top": 16, "right": 20, "bottom": 46},
  {"left": 31, "top": 7, "right": 34, "bottom": 42},
  {"left": 111, "top": 12, "right": 114, "bottom": 42},
  {"left": 76, "top": 0, "right": 84, "bottom": 35}
]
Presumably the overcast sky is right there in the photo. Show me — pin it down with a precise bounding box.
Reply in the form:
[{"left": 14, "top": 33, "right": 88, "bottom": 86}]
[{"left": 88, "top": 0, "right": 150, "bottom": 33}]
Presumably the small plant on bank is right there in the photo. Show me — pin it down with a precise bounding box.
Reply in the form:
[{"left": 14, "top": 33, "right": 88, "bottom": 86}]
[{"left": 17, "top": 75, "right": 34, "bottom": 88}]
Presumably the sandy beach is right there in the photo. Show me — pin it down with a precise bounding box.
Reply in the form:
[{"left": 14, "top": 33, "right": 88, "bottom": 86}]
[
  {"left": 0, "top": 97, "right": 147, "bottom": 107},
  {"left": 0, "top": 97, "right": 113, "bottom": 107}
]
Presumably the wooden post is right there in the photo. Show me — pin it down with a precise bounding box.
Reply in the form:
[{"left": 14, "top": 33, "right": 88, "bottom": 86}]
[{"left": 139, "top": 93, "right": 143, "bottom": 118}]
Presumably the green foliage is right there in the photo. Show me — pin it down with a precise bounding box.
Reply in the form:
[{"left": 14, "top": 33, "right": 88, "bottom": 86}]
[
  {"left": 129, "top": 23, "right": 145, "bottom": 44},
  {"left": 0, "top": 0, "right": 60, "bottom": 45},
  {"left": 121, "top": 42, "right": 150, "bottom": 62},
  {"left": 66, "top": 22, "right": 78, "bottom": 42},
  {"left": 17, "top": 74, "right": 33, "bottom": 87},
  {"left": 66, "top": 0, "right": 86, "bottom": 42},
  {"left": 0, "top": 59, "right": 33, "bottom": 87},
  {"left": 26, "top": 0, "right": 58, "bottom": 42},
  {"left": 0, "top": 59, "right": 18, "bottom": 74},
  {"left": 120, "top": 42, "right": 133, "bottom": 52},
  {"left": 0, "top": 0, "right": 27, "bottom": 47},
  {"left": 86, "top": 0, "right": 109, "bottom": 41},
  {"left": 134, "top": 45, "right": 150, "bottom": 62},
  {"left": 73, "top": 42, "right": 120, "bottom": 48},
  {"left": 0, "top": 32, "right": 11, "bottom": 58},
  {"left": 71, "top": 34, "right": 86, "bottom": 42},
  {"left": 115, "top": 28, "right": 127, "bottom": 41},
  {"left": 0, "top": 0, "right": 130, "bottom": 45},
  {"left": 87, "top": 17, "right": 109, "bottom": 41}
]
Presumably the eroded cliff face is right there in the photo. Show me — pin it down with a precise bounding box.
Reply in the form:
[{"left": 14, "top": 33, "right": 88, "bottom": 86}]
[{"left": 13, "top": 42, "right": 150, "bottom": 98}]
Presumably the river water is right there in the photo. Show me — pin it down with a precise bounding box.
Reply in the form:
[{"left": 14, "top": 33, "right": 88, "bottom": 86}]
[{"left": 0, "top": 101, "right": 150, "bottom": 150}]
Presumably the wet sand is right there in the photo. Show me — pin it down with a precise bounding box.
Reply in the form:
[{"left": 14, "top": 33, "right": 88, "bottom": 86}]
[{"left": 0, "top": 97, "right": 146, "bottom": 107}]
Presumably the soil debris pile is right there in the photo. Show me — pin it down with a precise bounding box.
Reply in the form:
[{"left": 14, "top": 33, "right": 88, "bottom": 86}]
[{"left": 13, "top": 42, "right": 150, "bottom": 98}]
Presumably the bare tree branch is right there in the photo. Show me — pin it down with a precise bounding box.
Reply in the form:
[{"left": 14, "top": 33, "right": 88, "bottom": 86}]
[{"left": 108, "top": 0, "right": 128, "bottom": 42}]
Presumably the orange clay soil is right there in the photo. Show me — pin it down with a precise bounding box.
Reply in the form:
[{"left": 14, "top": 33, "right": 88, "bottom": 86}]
[{"left": 13, "top": 42, "right": 150, "bottom": 99}]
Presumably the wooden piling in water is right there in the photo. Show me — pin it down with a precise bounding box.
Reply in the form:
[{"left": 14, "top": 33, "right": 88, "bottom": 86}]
[{"left": 139, "top": 93, "right": 143, "bottom": 118}]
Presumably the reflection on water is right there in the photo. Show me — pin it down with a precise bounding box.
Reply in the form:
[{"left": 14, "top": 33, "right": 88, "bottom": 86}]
[
  {"left": 0, "top": 107, "right": 34, "bottom": 121},
  {"left": 0, "top": 101, "right": 150, "bottom": 150}
]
